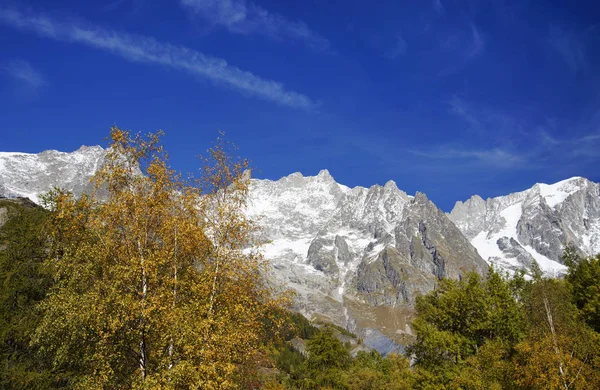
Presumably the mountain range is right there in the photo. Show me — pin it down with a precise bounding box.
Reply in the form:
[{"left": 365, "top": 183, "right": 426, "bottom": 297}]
[{"left": 1, "top": 146, "right": 599, "bottom": 352}]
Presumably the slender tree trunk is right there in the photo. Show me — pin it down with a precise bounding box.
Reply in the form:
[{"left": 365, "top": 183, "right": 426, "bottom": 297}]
[
  {"left": 138, "top": 238, "right": 148, "bottom": 381},
  {"left": 169, "top": 227, "right": 178, "bottom": 371},
  {"left": 207, "top": 251, "right": 220, "bottom": 318},
  {"left": 542, "top": 289, "right": 569, "bottom": 390},
  {"left": 140, "top": 267, "right": 147, "bottom": 380}
]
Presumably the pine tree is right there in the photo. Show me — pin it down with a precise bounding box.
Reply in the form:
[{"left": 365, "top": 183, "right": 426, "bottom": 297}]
[
  {"left": 565, "top": 252, "right": 600, "bottom": 333},
  {"left": 408, "top": 269, "right": 526, "bottom": 388},
  {"left": 302, "top": 327, "right": 351, "bottom": 389}
]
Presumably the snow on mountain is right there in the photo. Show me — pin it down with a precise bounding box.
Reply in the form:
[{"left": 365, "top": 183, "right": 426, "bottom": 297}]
[
  {"left": 449, "top": 177, "right": 600, "bottom": 276},
  {"left": 7, "top": 146, "right": 599, "bottom": 349},
  {"left": 0, "top": 146, "right": 105, "bottom": 203},
  {"left": 247, "top": 169, "right": 487, "bottom": 347},
  {"left": 538, "top": 177, "right": 584, "bottom": 208},
  {"left": 246, "top": 171, "right": 415, "bottom": 307}
]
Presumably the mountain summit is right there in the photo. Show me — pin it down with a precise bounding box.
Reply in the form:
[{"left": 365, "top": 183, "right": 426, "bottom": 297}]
[
  {"left": 1, "top": 146, "right": 598, "bottom": 350},
  {"left": 449, "top": 177, "right": 600, "bottom": 276},
  {"left": 246, "top": 169, "right": 487, "bottom": 350},
  {"left": 0, "top": 146, "right": 105, "bottom": 203}
]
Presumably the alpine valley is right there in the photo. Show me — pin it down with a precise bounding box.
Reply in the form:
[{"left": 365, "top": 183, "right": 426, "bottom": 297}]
[{"left": 1, "top": 146, "right": 599, "bottom": 352}]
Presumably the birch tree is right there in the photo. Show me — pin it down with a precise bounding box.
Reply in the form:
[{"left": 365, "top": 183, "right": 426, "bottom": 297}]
[
  {"left": 34, "top": 127, "right": 288, "bottom": 389},
  {"left": 514, "top": 278, "right": 600, "bottom": 389}
]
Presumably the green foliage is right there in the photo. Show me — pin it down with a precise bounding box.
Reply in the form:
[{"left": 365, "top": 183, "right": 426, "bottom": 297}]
[
  {"left": 410, "top": 269, "right": 525, "bottom": 368},
  {"left": 273, "top": 325, "right": 356, "bottom": 389},
  {"left": 314, "top": 320, "right": 359, "bottom": 341},
  {"left": 305, "top": 328, "right": 351, "bottom": 372},
  {"left": 283, "top": 312, "right": 319, "bottom": 341},
  {"left": 267, "top": 249, "right": 600, "bottom": 390},
  {"left": 514, "top": 277, "right": 600, "bottom": 389},
  {"left": 273, "top": 323, "right": 415, "bottom": 390},
  {"left": 561, "top": 243, "right": 581, "bottom": 268},
  {"left": 347, "top": 351, "right": 413, "bottom": 390},
  {"left": 3, "top": 182, "right": 600, "bottom": 390},
  {"left": 0, "top": 201, "right": 68, "bottom": 388},
  {"left": 450, "top": 339, "right": 515, "bottom": 390},
  {"left": 565, "top": 252, "right": 600, "bottom": 332},
  {"left": 273, "top": 343, "right": 305, "bottom": 378},
  {"left": 484, "top": 268, "right": 526, "bottom": 346},
  {"left": 408, "top": 268, "right": 526, "bottom": 388}
]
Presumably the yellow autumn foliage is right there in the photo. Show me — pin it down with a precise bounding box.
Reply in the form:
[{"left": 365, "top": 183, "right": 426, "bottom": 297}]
[{"left": 34, "top": 127, "right": 289, "bottom": 389}]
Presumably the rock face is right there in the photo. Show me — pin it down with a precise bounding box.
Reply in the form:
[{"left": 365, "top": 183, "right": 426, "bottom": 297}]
[
  {"left": 449, "top": 177, "right": 600, "bottom": 276},
  {"left": 247, "top": 171, "right": 488, "bottom": 346},
  {"left": 0, "top": 147, "right": 105, "bottom": 203},
  {"left": 8, "top": 146, "right": 599, "bottom": 349}
]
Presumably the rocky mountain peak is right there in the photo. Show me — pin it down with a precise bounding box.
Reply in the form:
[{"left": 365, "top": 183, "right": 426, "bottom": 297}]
[
  {"left": 2, "top": 145, "right": 597, "bottom": 352},
  {"left": 383, "top": 180, "right": 398, "bottom": 191},
  {"left": 412, "top": 191, "right": 431, "bottom": 205},
  {"left": 449, "top": 176, "right": 600, "bottom": 276},
  {"left": 530, "top": 176, "right": 589, "bottom": 208},
  {"left": 316, "top": 169, "right": 334, "bottom": 181},
  {"left": 246, "top": 169, "right": 486, "bottom": 347},
  {"left": 0, "top": 146, "right": 107, "bottom": 203}
]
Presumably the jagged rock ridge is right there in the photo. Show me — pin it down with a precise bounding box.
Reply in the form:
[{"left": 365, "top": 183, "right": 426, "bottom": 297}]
[
  {"left": 0, "top": 146, "right": 105, "bottom": 203},
  {"left": 449, "top": 177, "right": 600, "bottom": 276},
  {"left": 0, "top": 147, "right": 488, "bottom": 350},
  {"left": 246, "top": 170, "right": 488, "bottom": 346}
]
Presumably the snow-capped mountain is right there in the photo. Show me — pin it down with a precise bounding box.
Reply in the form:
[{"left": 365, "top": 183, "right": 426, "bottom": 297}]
[
  {"left": 247, "top": 170, "right": 487, "bottom": 347},
  {"left": 2, "top": 146, "right": 599, "bottom": 349},
  {"left": 0, "top": 146, "right": 105, "bottom": 203},
  {"left": 0, "top": 146, "right": 488, "bottom": 349},
  {"left": 449, "top": 177, "right": 600, "bottom": 276}
]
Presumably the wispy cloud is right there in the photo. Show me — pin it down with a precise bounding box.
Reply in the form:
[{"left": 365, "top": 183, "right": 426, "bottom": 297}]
[
  {"left": 409, "top": 146, "right": 525, "bottom": 169},
  {"left": 538, "top": 129, "right": 561, "bottom": 146},
  {"left": 433, "top": 0, "right": 445, "bottom": 15},
  {"left": 434, "top": 21, "right": 485, "bottom": 76},
  {"left": 578, "top": 133, "right": 600, "bottom": 143},
  {"left": 446, "top": 96, "right": 600, "bottom": 168},
  {"left": 449, "top": 95, "right": 481, "bottom": 129},
  {"left": 468, "top": 23, "right": 485, "bottom": 58},
  {"left": 557, "top": 131, "right": 600, "bottom": 158},
  {"left": 102, "top": 0, "right": 145, "bottom": 14},
  {"left": 448, "top": 95, "right": 528, "bottom": 141},
  {"left": 180, "top": 0, "right": 330, "bottom": 52},
  {"left": 384, "top": 33, "right": 408, "bottom": 59},
  {"left": 1, "top": 59, "right": 46, "bottom": 89},
  {"left": 0, "top": 6, "right": 317, "bottom": 110},
  {"left": 548, "top": 26, "right": 587, "bottom": 73}
]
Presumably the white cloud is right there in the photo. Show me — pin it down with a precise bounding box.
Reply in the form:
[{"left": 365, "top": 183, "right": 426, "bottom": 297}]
[
  {"left": 548, "top": 26, "right": 587, "bottom": 73},
  {"left": 446, "top": 96, "right": 600, "bottom": 166},
  {"left": 468, "top": 23, "right": 484, "bottom": 58},
  {"left": 102, "top": 0, "right": 145, "bottom": 13},
  {"left": 449, "top": 95, "right": 481, "bottom": 128},
  {"left": 433, "top": 0, "right": 444, "bottom": 15},
  {"left": 538, "top": 129, "right": 561, "bottom": 146},
  {"left": 448, "top": 95, "right": 526, "bottom": 139},
  {"left": 180, "top": 0, "right": 330, "bottom": 51},
  {"left": 1, "top": 59, "right": 46, "bottom": 89},
  {"left": 385, "top": 33, "right": 408, "bottom": 59},
  {"left": 555, "top": 131, "right": 600, "bottom": 158},
  {"left": 0, "top": 6, "right": 317, "bottom": 110},
  {"left": 410, "top": 147, "right": 524, "bottom": 168}
]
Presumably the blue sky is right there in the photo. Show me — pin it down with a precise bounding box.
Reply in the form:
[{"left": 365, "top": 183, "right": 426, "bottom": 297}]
[{"left": 1, "top": 0, "right": 599, "bottom": 211}]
